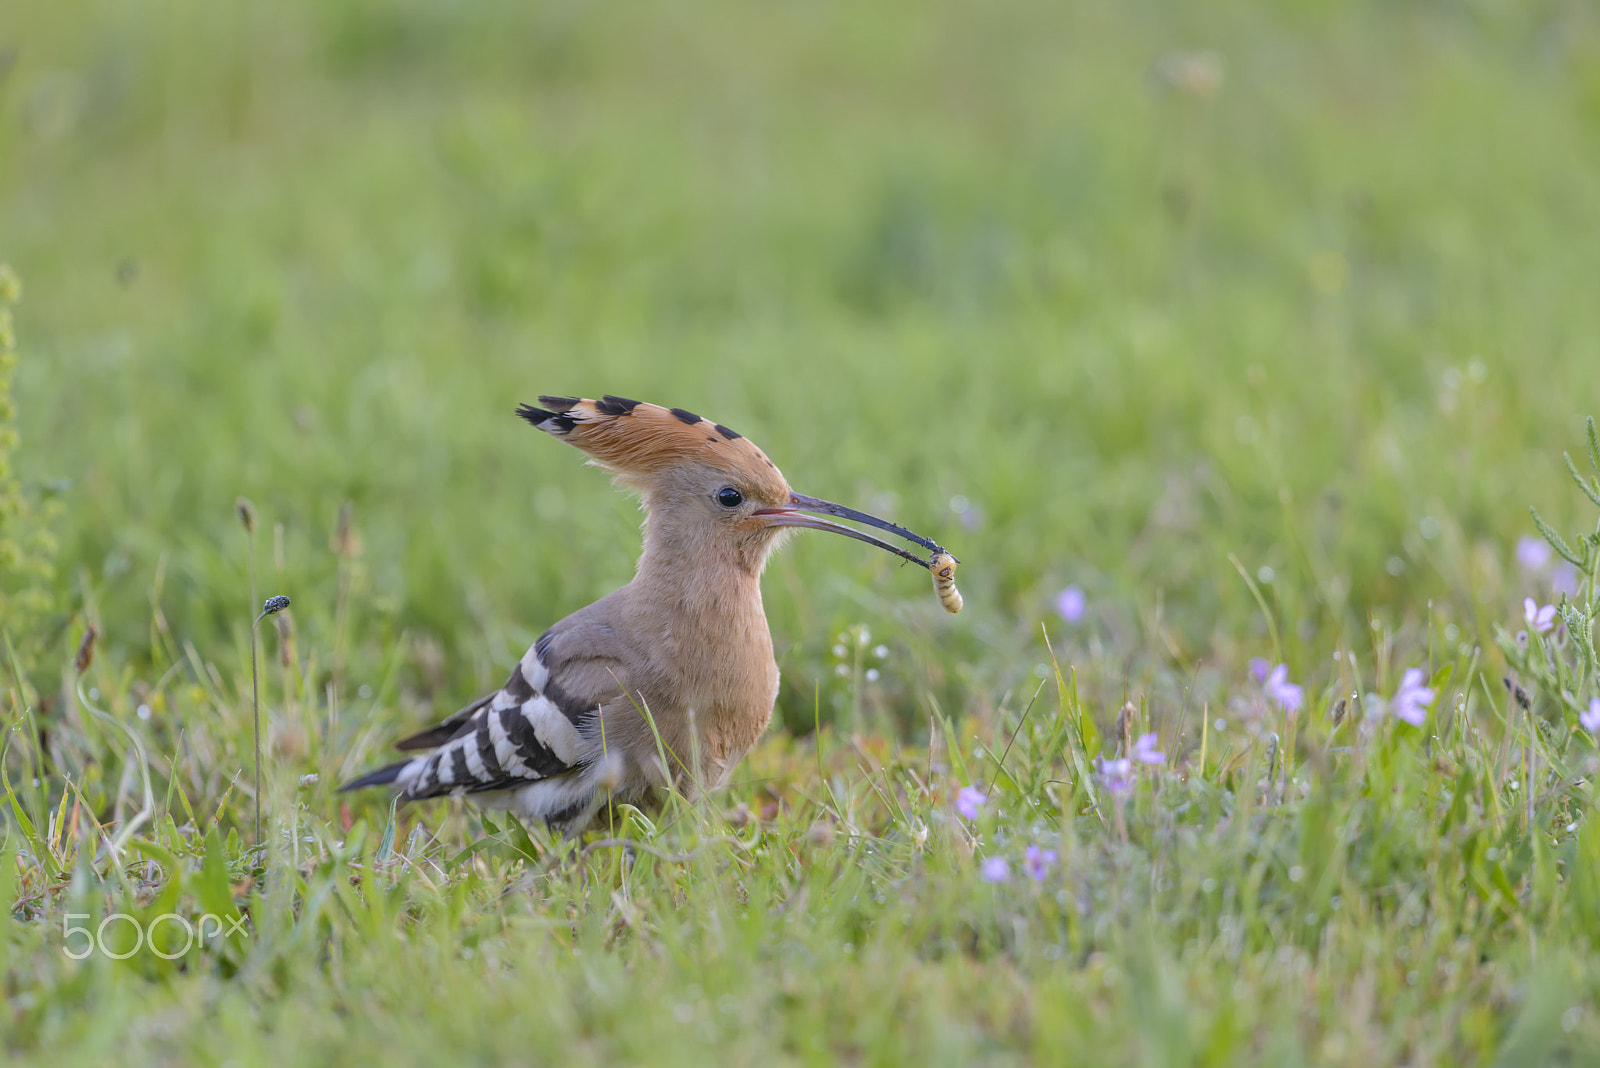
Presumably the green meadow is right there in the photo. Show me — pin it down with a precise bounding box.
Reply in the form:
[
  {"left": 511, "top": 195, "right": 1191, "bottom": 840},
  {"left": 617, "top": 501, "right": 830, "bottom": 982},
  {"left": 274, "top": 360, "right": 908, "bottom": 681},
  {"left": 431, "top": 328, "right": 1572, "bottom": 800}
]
[{"left": 5, "top": 0, "right": 1600, "bottom": 1062}]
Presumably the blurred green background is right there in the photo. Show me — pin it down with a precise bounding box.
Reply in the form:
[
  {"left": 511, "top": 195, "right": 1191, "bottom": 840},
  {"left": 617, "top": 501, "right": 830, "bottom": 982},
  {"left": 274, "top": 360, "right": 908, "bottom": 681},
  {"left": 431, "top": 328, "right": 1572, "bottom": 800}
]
[{"left": 4, "top": 0, "right": 1600, "bottom": 730}]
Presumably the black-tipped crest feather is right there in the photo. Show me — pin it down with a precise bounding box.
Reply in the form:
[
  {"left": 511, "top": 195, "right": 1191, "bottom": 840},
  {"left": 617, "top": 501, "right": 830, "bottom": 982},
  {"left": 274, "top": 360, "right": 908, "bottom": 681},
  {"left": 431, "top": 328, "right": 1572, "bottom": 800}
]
[
  {"left": 518, "top": 402, "right": 576, "bottom": 434},
  {"left": 595, "top": 395, "right": 642, "bottom": 416},
  {"left": 516, "top": 403, "right": 554, "bottom": 425}
]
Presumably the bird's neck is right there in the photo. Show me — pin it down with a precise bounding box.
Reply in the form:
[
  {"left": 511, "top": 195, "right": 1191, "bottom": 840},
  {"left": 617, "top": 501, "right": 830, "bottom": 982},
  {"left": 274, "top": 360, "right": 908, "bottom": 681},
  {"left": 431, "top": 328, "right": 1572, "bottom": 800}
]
[
  {"left": 625, "top": 508, "right": 780, "bottom": 780},
  {"left": 632, "top": 517, "right": 770, "bottom": 620},
  {"left": 635, "top": 502, "right": 776, "bottom": 587},
  {"left": 628, "top": 515, "right": 776, "bottom": 712}
]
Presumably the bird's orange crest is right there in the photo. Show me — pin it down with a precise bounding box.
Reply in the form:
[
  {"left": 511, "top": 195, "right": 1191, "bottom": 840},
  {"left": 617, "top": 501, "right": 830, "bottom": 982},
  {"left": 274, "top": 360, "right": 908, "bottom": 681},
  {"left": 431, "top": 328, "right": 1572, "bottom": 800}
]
[{"left": 518, "top": 396, "right": 790, "bottom": 502}]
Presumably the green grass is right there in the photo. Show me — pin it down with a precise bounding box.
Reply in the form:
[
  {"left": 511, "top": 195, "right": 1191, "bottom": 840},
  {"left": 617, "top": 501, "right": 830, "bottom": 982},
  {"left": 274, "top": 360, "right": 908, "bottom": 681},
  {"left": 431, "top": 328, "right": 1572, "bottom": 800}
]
[{"left": 5, "top": 0, "right": 1600, "bottom": 1062}]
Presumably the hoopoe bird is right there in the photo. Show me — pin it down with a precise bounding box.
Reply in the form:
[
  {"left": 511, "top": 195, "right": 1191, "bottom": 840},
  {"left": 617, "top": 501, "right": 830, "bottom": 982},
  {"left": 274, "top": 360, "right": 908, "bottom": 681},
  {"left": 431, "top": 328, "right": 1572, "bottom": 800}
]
[{"left": 342, "top": 395, "right": 959, "bottom": 835}]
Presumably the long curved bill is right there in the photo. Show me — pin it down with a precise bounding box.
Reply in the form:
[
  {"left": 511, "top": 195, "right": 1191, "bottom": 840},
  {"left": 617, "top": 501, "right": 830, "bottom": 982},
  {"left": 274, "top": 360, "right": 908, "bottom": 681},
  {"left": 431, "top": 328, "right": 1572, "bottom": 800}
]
[{"left": 753, "top": 492, "right": 954, "bottom": 568}]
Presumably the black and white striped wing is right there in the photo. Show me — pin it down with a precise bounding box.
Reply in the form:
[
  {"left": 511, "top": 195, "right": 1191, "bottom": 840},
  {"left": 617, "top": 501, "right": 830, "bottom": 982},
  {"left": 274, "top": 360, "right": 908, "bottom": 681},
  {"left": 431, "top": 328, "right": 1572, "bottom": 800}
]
[{"left": 341, "top": 619, "right": 626, "bottom": 801}]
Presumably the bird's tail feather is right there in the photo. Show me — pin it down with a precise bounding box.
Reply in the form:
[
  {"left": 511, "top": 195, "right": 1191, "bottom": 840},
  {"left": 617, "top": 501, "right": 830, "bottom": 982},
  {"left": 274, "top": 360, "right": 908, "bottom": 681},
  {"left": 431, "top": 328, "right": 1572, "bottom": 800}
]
[{"left": 339, "top": 760, "right": 411, "bottom": 792}]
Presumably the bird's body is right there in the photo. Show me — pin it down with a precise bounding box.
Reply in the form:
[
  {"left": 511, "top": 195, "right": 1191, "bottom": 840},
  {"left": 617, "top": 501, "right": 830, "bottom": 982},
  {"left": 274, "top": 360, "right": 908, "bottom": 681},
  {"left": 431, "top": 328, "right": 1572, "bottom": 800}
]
[{"left": 343, "top": 395, "right": 956, "bottom": 835}]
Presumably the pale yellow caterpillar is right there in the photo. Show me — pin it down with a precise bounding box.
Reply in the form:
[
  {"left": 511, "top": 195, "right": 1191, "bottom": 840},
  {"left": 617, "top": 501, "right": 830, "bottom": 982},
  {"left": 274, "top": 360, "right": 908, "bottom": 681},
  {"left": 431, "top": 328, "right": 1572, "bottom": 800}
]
[{"left": 930, "top": 552, "right": 963, "bottom": 614}]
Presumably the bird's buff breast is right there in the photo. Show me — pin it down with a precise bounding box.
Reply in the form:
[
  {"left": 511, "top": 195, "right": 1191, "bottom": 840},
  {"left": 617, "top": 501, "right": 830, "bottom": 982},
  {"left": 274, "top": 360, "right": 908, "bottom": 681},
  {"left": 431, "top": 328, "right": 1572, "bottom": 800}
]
[{"left": 678, "top": 658, "right": 779, "bottom": 792}]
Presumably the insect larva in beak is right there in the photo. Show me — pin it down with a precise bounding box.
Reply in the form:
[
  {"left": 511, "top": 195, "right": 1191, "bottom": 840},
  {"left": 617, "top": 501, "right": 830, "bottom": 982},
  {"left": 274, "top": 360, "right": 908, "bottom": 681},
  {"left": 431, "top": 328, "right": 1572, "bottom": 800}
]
[{"left": 930, "top": 552, "right": 963, "bottom": 614}]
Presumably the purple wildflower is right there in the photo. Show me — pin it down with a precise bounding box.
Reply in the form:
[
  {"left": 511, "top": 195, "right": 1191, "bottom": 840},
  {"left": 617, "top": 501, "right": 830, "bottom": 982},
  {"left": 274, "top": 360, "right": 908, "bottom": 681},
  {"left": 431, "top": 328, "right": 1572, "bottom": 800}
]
[
  {"left": 1131, "top": 732, "right": 1165, "bottom": 765},
  {"left": 980, "top": 856, "right": 1011, "bottom": 883},
  {"left": 1553, "top": 562, "right": 1581, "bottom": 598},
  {"left": 955, "top": 785, "right": 987, "bottom": 821},
  {"left": 1055, "top": 585, "right": 1087, "bottom": 624},
  {"left": 1516, "top": 536, "right": 1552, "bottom": 571},
  {"left": 1391, "top": 669, "right": 1435, "bottom": 726},
  {"left": 1023, "top": 845, "right": 1058, "bottom": 881},
  {"left": 1094, "top": 755, "right": 1134, "bottom": 798},
  {"left": 1248, "top": 657, "right": 1271, "bottom": 683},
  {"left": 1263, "top": 664, "right": 1305, "bottom": 712},
  {"left": 1581, "top": 699, "right": 1600, "bottom": 737},
  {"left": 1524, "top": 598, "right": 1557, "bottom": 634}
]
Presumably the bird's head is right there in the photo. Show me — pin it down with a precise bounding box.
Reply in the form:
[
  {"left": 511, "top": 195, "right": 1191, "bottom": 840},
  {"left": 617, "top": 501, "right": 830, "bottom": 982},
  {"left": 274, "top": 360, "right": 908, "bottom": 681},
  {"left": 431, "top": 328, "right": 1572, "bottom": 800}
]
[{"left": 519, "top": 395, "right": 950, "bottom": 576}]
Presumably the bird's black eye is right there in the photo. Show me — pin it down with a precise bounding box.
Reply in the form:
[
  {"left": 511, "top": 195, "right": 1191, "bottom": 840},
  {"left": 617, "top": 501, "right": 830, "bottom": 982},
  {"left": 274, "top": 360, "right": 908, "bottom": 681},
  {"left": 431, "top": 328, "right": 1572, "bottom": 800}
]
[{"left": 716, "top": 486, "right": 744, "bottom": 509}]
